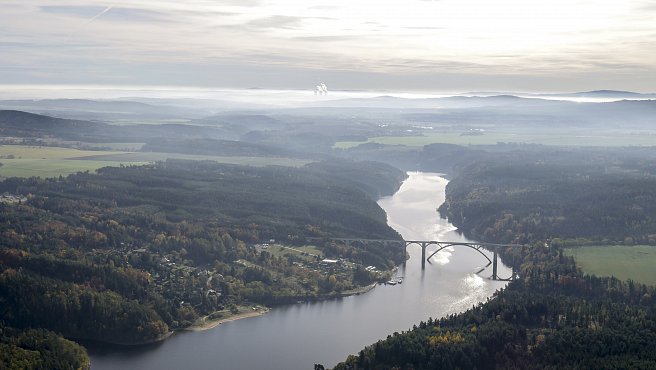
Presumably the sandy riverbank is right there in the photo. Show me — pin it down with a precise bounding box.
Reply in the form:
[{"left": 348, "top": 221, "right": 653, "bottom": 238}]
[
  {"left": 186, "top": 307, "right": 271, "bottom": 332},
  {"left": 186, "top": 282, "right": 379, "bottom": 332}
]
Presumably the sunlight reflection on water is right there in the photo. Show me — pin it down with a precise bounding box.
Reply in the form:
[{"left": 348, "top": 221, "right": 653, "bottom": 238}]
[{"left": 88, "top": 172, "right": 511, "bottom": 370}]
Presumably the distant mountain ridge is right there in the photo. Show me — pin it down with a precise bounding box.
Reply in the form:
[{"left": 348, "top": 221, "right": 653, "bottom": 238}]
[
  {"left": 0, "top": 98, "right": 208, "bottom": 120},
  {"left": 0, "top": 110, "right": 100, "bottom": 138},
  {"left": 303, "top": 94, "right": 569, "bottom": 109},
  {"left": 536, "top": 90, "right": 655, "bottom": 98},
  {"left": 464, "top": 90, "right": 655, "bottom": 98},
  {"left": 0, "top": 110, "right": 316, "bottom": 158}
]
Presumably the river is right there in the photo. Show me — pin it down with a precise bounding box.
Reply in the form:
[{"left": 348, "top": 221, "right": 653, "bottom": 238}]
[{"left": 87, "top": 172, "right": 510, "bottom": 370}]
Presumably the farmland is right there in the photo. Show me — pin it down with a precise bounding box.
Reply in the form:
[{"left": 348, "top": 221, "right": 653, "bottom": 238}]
[
  {"left": 335, "top": 131, "right": 656, "bottom": 148},
  {"left": 565, "top": 245, "right": 656, "bottom": 285},
  {"left": 0, "top": 145, "right": 143, "bottom": 178},
  {"left": 0, "top": 145, "right": 310, "bottom": 178}
]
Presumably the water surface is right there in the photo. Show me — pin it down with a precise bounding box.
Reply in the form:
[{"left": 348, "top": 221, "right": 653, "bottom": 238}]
[{"left": 88, "top": 172, "right": 510, "bottom": 369}]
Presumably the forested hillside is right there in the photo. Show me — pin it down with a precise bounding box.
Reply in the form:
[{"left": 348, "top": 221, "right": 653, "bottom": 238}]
[
  {"left": 0, "top": 159, "right": 405, "bottom": 351},
  {"left": 0, "top": 324, "right": 89, "bottom": 370},
  {"left": 438, "top": 148, "right": 656, "bottom": 245},
  {"left": 0, "top": 110, "right": 101, "bottom": 140},
  {"left": 330, "top": 147, "right": 656, "bottom": 369},
  {"left": 333, "top": 244, "right": 656, "bottom": 369},
  {"left": 140, "top": 138, "right": 304, "bottom": 159}
]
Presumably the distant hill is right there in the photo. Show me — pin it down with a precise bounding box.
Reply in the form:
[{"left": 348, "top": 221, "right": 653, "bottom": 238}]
[
  {"left": 194, "top": 113, "right": 286, "bottom": 130},
  {"left": 0, "top": 110, "right": 261, "bottom": 143},
  {"left": 578, "top": 90, "right": 644, "bottom": 96},
  {"left": 141, "top": 138, "right": 303, "bottom": 158},
  {"left": 119, "top": 97, "right": 273, "bottom": 113},
  {"left": 0, "top": 110, "right": 100, "bottom": 139},
  {"left": 0, "top": 99, "right": 206, "bottom": 120},
  {"left": 1, "top": 99, "right": 164, "bottom": 112},
  {"left": 465, "top": 90, "right": 656, "bottom": 99},
  {"left": 303, "top": 94, "right": 564, "bottom": 109},
  {"left": 536, "top": 90, "right": 656, "bottom": 99},
  {"left": 0, "top": 110, "right": 315, "bottom": 157}
]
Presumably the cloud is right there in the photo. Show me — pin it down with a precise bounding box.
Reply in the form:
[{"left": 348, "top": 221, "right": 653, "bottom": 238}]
[
  {"left": 636, "top": 0, "right": 656, "bottom": 11},
  {"left": 213, "top": 0, "right": 261, "bottom": 6},
  {"left": 0, "top": 41, "right": 33, "bottom": 48},
  {"left": 403, "top": 26, "right": 445, "bottom": 30},
  {"left": 41, "top": 5, "right": 172, "bottom": 23},
  {"left": 379, "top": 58, "right": 493, "bottom": 72},
  {"left": 41, "top": 5, "right": 106, "bottom": 18},
  {"left": 83, "top": 5, "right": 115, "bottom": 26},
  {"left": 306, "top": 5, "right": 342, "bottom": 10},
  {"left": 293, "top": 35, "right": 360, "bottom": 42},
  {"left": 246, "top": 15, "right": 304, "bottom": 29},
  {"left": 1, "top": 0, "right": 655, "bottom": 92}
]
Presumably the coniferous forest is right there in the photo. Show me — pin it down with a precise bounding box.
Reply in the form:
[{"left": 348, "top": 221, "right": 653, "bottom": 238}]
[
  {"left": 3, "top": 137, "right": 656, "bottom": 368},
  {"left": 0, "top": 159, "right": 406, "bottom": 367},
  {"left": 3, "top": 2, "right": 656, "bottom": 367},
  {"left": 330, "top": 149, "right": 656, "bottom": 369}
]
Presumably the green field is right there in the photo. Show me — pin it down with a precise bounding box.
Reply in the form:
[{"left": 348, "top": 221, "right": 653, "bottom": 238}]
[
  {"left": 0, "top": 145, "right": 311, "bottom": 178},
  {"left": 267, "top": 245, "right": 324, "bottom": 263},
  {"left": 335, "top": 132, "right": 656, "bottom": 149},
  {"left": 76, "top": 152, "right": 312, "bottom": 167},
  {"left": 565, "top": 245, "right": 656, "bottom": 285},
  {"left": 0, "top": 145, "right": 146, "bottom": 178},
  {"left": 78, "top": 142, "right": 146, "bottom": 151}
]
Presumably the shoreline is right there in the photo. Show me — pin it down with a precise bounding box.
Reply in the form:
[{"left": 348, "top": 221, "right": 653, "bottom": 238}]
[
  {"left": 79, "top": 281, "right": 384, "bottom": 348},
  {"left": 186, "top": 306, "right": 271, "bottom": 332},
  {"left": 73, "top": 330, "right": 175, "bottom": 347},
  {"left": 186, "top": 282, "right": 379, "bottom": 332}
]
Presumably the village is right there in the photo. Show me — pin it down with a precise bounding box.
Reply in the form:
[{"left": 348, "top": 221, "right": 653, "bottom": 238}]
[
  {"left": 83, "top": 237, "right": 392, "bottom": 329},
  {"left": 0, "top": 192, "right": 27, "bottom": 204}
]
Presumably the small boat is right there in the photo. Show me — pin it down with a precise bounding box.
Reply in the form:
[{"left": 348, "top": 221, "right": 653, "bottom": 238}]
[
  {"left": 397, "top": 278, "right": 403, "bottom": 284},
  {"left": 386, "top": 280, "right": 397, "bottom": 285}
]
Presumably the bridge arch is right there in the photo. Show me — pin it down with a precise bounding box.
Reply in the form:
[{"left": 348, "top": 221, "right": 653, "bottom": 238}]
[
  {"left": 305, "top": 237, "right": 520, "bottom": 279},
  {"left": 426, "top": 243, "right": 492, "bottom": 265}
]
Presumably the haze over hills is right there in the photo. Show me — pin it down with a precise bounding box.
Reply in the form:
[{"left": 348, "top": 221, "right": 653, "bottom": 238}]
[
  {"left": 464, "top": 90, "right": 656, "bottom": 99},
  {"left": 4, "top": 0, "right": 656, "bottom": 367},
  {"left": 0, "top": 98, "right": 210, "bottom": 121},
  {"left": 1, "top": 92, "right": 655, "bottom": 150},
  {"left": 536, "top": 90, "right": 656, "bottom": 98},
  {"left": 1, "top": 88, "right": 656, "bottom": 369},
  {"left": 1, "top": 90, "right": 654, "bottom": 118}
]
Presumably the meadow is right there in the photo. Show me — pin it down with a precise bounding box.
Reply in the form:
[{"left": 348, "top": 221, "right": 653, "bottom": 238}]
[
  {"left": 0, "top": 145, "right": 144, "bottom": 178},
  {"left": 0, "top": 145, "right": 310, "bottom": 178},
  {"left": 565, "top": 245, "right": 656, "bottom": 285},
  {"left": 335, "top": 131, "right": 656, "bottom": 148},
  {"left": 266, "top": 244, "right": 325, "bottom": 263},
  {"left": 77, "top": 152, "right": 312, "bottom": 167}
]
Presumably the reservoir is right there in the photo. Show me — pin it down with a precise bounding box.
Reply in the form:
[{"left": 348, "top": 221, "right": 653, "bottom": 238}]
[{"left": 88, "top": 172, "right": 510, "bottom": 369}]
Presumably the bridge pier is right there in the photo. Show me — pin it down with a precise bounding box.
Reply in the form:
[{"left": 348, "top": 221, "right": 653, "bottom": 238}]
[
  {"left": 421, "top": 243, "right": 426, "bottom": 269},
  {"left": 306, "top": 237, "right": 520, "bottom": 278},
  {"left": 492, "top": 248, "right": 498, "bottom": 280}
]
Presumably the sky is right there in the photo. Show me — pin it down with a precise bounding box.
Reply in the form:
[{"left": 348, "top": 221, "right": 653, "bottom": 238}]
[{"left": 1, "top": 0, "right": 655, "bottom": 93}]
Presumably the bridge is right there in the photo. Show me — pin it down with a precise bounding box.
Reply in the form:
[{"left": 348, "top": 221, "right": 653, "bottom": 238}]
[{"left": 307, "top": 237, "right": 521, "bottom": 281}]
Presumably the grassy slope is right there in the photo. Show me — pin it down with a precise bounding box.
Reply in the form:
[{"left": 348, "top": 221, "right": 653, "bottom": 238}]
[{"left": 566, "top": 245, "right": 656, "bottom": 285}]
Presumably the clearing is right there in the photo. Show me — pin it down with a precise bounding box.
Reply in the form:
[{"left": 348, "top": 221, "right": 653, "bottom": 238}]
[
  {"left": 565, "top": 245, "right": 656, "bottom": 285},
  {"left": 0, "top": 145, "right": 310, "bottom": 178}
]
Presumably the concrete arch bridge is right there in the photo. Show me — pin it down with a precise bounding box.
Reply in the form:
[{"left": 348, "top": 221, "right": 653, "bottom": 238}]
[{"left": 307, "top": 237, "right": 520, "bottom": 281}]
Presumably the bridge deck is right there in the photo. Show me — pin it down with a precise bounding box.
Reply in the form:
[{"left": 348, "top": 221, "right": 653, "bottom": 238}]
[
  {"left": 306, "top": 237, "right": 521, "bottom": 248},
  {"left": 306, "top": 237, "right": 522, "bottom": 278}
]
